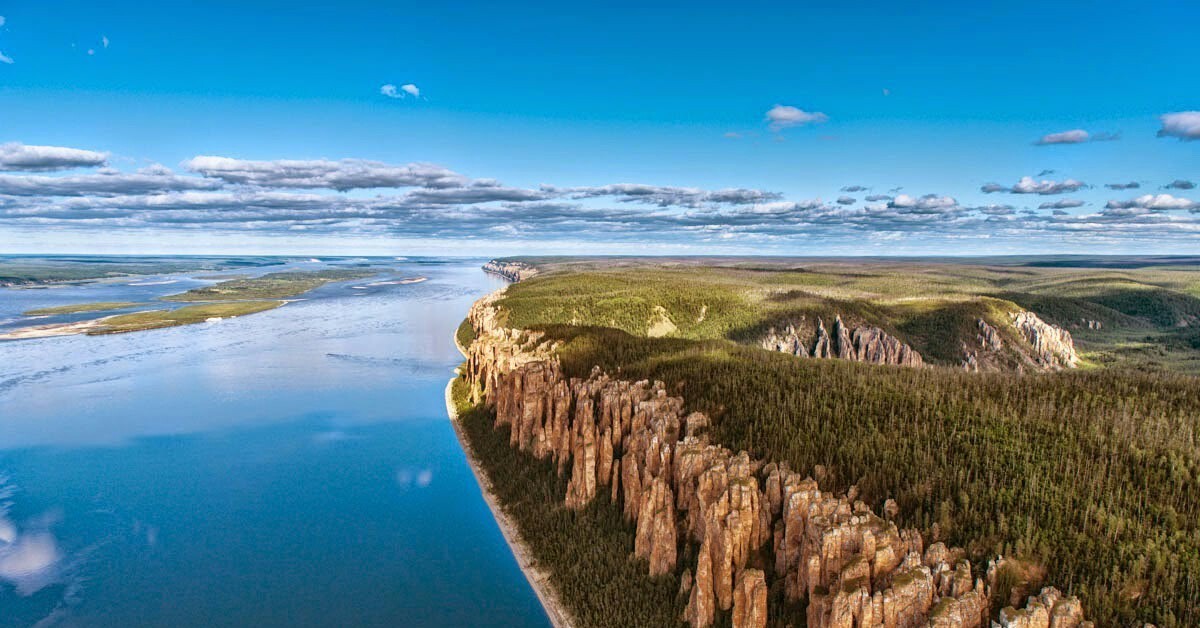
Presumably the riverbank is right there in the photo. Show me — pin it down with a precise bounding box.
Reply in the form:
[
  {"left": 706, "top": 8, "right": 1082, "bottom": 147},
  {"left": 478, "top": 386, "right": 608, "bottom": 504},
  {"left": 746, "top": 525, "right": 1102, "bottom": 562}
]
[{"left": 446, "top": 330, "right": 574, "bottom": 628}]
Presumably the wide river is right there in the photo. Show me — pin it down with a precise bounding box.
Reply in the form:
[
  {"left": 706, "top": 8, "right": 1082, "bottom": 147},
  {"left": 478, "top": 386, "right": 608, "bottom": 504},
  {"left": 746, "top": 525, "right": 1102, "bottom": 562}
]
[{"left": 0, "top": 258, "right": 551, "bottom": 627}]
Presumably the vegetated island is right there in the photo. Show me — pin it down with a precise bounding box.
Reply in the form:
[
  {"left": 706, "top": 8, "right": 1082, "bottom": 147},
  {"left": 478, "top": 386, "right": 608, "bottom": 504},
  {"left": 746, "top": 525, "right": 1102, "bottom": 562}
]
[
  {"left": 161, "top": 269, "right": 375, "bottom": 301},
  {"left": 1, "top": 268, "right": 376, "bottom": 340},
  {"left": 22, "top": 301, "right": 142, "bottom": 316},
  {"left": 449, "top": 257, "right": 1200, "bottom": 628}
]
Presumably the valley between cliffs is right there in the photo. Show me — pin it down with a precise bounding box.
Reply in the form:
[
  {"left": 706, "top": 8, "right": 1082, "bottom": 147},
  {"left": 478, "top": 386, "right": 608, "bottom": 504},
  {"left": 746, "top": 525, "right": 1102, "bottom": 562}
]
[{"left": 448, "top": 287, "right": 1093, "bottom": 628}]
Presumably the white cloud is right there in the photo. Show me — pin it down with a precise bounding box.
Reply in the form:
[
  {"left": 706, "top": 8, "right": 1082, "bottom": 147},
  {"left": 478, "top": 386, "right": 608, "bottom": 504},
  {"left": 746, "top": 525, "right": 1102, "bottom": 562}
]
[
  {"left": 982, "top": 176, "right": 1086, "bottom": 195},
  {"left": 0, "top": 142, "right": 110, "bottom": 171},
  {"left": 1106, "top": 194, "right": 1197, "bottom": 211},
  {"left": 765, "top": 105, "right": 828, "bottom": 131},
  {"left": 381, "top": 83, "right": 420, "bottom": 99},
  {"left": 102, "top": 36, "right": 110, "bottom": 49},
  {"left": 184, "top": 156, "right": 470, "bottom": 190},
  {"left": 0, "top": 52, "right": 12, "bottom": 65},
  {"left": 1036, "top": 129, "right": 1089, "bottom": 145},
  {"left": 0, "top": 16, "right": 6, "bottom": 27},
  {"left": 1158, "top": 111, "right": 1200, "bottom": 140}
]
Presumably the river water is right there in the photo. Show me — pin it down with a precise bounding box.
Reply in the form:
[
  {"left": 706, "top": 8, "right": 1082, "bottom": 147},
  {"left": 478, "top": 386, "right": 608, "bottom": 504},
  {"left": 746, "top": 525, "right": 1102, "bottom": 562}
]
[{"left": 0, "top": 258, "right": 550, "bottom": 627}]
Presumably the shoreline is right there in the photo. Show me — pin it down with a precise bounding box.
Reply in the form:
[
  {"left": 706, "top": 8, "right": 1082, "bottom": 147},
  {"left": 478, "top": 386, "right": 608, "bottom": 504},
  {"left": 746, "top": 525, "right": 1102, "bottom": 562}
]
[{"left": 446, "top": 330, "right": 574, "bottom": 628}]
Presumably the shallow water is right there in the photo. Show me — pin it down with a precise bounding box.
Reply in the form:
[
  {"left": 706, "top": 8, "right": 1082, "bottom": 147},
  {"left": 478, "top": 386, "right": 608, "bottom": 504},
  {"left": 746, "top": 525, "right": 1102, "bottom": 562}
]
[{"left": 0, "top": 259, "right": 550, "bottom": 627}]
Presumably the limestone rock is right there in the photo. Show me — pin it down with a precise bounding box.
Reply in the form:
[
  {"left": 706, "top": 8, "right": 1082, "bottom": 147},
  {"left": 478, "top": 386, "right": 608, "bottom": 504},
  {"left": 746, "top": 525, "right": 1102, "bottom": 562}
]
[
  {"left": 482, "top": 259, "right": 538, "bottom": 282},
  {"left": 1012, "top": 311, "right": 1078, "bottom": 369}
]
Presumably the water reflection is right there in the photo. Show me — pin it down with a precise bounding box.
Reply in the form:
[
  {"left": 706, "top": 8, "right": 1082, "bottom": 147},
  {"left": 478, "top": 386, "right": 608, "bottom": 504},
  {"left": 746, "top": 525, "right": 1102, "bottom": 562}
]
[{"left": 0, "top": 259, "right": 549, "bottom": 627}]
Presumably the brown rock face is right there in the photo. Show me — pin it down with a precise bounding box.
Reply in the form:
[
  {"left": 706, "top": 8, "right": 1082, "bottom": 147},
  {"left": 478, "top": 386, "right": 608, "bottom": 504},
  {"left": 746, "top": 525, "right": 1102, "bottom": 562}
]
[
  {"left": 732, "top": 569, "right": 768, "bottom": 628},
  {"left": 462, "top": 290, "right": 1089, "bottom": 628},
  {"left": 762, "top": 315, "right": 923, "bottom": 367}
]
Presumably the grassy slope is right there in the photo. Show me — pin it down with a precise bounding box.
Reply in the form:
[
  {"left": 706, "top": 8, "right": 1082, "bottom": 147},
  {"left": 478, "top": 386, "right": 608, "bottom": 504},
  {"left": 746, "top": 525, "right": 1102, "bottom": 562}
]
[
  {"left": 89, "top": 301, "right": 284, "bottom": 334},
  {"left": 499, "top": 262, "right": 1200, "bottom": 373},
  {"left": 23, "top": 301, "right": 141, "bottom": 316},
  {"left": 484, "top": 261, "right": 1200, "bottom": 627}
]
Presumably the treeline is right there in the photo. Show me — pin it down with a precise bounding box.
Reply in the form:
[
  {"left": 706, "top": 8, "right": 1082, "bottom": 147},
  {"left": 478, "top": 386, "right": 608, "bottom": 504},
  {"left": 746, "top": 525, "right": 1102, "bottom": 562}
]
[{"left": 535, "top": 325, "right": 1200, "bottom": 627}]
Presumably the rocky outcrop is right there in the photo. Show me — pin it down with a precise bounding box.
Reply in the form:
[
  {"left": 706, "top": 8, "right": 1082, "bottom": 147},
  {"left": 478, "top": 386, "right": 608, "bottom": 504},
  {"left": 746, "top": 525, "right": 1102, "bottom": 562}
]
[
  {"left": 1011, "top": 311, "right": 1078, "bottom": 370},
  {"left": 962, "top": 318, "right": 1004, "bottom": 372},
  {"left": 462, "top": 291, "right": 1089, "bottom": 627},
  {"left": 483, "top": 259, "right": 539, "bottom": 282},
  {"left": 761, "top": 316, "right": 923, "bottom": 367}
]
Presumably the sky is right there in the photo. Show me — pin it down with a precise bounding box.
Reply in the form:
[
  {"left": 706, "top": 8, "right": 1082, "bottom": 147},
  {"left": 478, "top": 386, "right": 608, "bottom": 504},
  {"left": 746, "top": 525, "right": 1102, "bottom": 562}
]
[{"left": 0, "top": 0, "right": 1197, "bottom": 255}]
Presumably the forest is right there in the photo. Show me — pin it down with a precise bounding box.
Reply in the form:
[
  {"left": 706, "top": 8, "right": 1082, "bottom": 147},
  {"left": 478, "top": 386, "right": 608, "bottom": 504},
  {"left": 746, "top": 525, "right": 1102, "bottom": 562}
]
[{"left": 463, "top": 258, "right": 1200, "bottom": 626}]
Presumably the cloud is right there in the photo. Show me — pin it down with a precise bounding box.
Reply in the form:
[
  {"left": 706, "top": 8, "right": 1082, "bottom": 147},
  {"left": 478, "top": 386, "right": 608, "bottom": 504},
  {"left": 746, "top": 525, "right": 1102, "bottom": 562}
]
[
  {"left": 1039, "top": 199, "right": 1085, "bottom": 210},
  {"left": 836, "top": 196, "right": 856, "bottom": 205},
  {"left": 840, "top": 185, "right": 867, "bottom": 192},
  {"left": 102, "top": 36, "right": 110, "bottom": 49},
  {"left": 864, "top": 194, "right": 892, "bottom": 202},
  {"left": 0, "top": 169, "right": 222, "bottom": 196},
  {"left": 0, "top": 52, "right": 13, "bottom": 65},
  {"left": 1105, "top": 194, "right": 1197, "bottom": 211},
  {"left": 1035, "top": 129, "right": 1119, "bottom": 145},
  {"left": 888, "top": 194, "right": 959, "bottom": 213},
  {"left": 0, "top": 143, "right": 110, "bottom": 172},
  {"left": 1165, "top": 179, "right": 1195, "bottom": 190},
  {"left": 723, "top": 132, "right": 742, "bottom": 139},
  {"left": 547, "top": 183, "right": 782, "bottom": 208},
  {"left": 765, "top": 105, "right": 828, "bottom": 131},
  {"left": 1158, "top": 112, "right": 1200, "bottom": 141},
  {"left": 0, "top": 16, "right": 6, "bottom": 27},
  {"left": 184, "top": 156, "right": 469, "bottom": 190},
  {"left": 1105, "top": 182, "right": 1140, "bottom": 190},
  {"left": 981, "top": 176, "right": 1086, "bottom": 195},
  {"left": 381, "top": 83, "right": 420, "bottom": 99}
]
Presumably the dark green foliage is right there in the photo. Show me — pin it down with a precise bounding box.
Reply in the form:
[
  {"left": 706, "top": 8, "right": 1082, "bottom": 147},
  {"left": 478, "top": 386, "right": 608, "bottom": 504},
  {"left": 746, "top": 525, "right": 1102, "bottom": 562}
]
[
  {"left": 456, "top": 318, "right": 477, "bottom": 351},
  {"left": 534, "top": 326, "right": 1200, "bottom": 627},
  {"left": 455, "top": 380, "right": 687, "bottom": 627}
]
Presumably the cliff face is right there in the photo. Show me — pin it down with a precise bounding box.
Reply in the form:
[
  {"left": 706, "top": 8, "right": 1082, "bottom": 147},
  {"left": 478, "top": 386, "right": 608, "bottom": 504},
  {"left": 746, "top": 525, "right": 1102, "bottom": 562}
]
[
  {"left": 462, "top": 291, "right": 1091, "bottom": 628},
  {"left": 483, "top": 259, "right": 539, "bottom": 282},
  {"left": 760, "top": 316, "right": 924, "bottom": 368},
  {"left": 1010, "top": 311, "right": 1078, "bottom": 370}
]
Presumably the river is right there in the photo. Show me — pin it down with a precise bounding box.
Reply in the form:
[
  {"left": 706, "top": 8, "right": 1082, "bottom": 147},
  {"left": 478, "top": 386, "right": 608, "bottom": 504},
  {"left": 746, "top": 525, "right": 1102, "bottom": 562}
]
[{"left": 0, "top": 258, "right": 550, "bottom": 627}]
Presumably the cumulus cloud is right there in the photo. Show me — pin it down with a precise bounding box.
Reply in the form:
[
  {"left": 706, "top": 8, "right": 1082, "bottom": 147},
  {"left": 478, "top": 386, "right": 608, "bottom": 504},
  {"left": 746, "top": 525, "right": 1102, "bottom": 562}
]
[
  {"left": 381, "top": 83, "right": 420, "bottom": 99},
  {"left": 864, "top": 194, "right": 892, "bottom": 202},
  {"left": 1157, "top": 112, "right": 1200, "bottom": 141},
  {"left": 888, "top": 194, "right": 959, "bottom": 212},
  {"left": 1035, "top": 129, "right": 1118, "bottom": 145},
  {"left": 0, "top": 170, "right": 222, "bottom": 196},
  {"left": 981, "top": 176, "right": 1086, "bottom": 195},
  {"left": 1165, "top": 179, "right": 1195, "bottom": 190},
  {"left": 547, "top": 183, "right": 782, "bottom": 208},
  {"left": 1105, "top": 194, "right": 1197, "bottom": 211},
  {"left": 1105, "top": 182, "right": 1139, "bottom": 190},
  {"left": 840, "top": 185, "right": 867, "bottom": 192},
  {"left": 1039, "top": 199, "right": 1085, "bottom": 210},
  {"left": 184, "top": 156, "right": 469, "bottom": 190},
  {"left": 0, "top": 143, "right": 109, "bottom": 171},
  {"left": 836, "top": 196, "right": 856, "bottom": 205},
  {"left": 765, "top": 105, "right": 828, "bottom": 131}
]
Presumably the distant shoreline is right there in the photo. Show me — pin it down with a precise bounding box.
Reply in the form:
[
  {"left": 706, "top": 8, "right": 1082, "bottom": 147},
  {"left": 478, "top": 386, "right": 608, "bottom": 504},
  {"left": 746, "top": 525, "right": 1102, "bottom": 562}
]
[{"left": 445, "top": 331, "right": 573, "bottom": 628}]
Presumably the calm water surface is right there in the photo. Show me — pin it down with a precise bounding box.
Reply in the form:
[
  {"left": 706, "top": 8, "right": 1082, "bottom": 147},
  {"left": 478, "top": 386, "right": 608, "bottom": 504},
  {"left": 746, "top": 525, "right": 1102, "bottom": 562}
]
[{"left": 0, "top": 259, "right": 550, "bottom": 627}]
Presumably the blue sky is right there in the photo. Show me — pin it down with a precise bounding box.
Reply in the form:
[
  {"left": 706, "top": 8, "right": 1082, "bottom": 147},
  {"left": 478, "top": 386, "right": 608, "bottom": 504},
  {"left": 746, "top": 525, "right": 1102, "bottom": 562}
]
[{"left": 0, "top": 0, "right": 1197, "bottom": 255}]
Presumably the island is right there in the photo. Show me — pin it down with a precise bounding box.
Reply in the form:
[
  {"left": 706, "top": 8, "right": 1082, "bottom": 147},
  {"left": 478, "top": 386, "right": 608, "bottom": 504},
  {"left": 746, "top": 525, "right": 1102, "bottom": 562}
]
[
  {"left": 448, "top": 257, "right": 1200, "bottom": 628},
  {"left": 1, "top": 267, "right": 376, "bottom": 340}
]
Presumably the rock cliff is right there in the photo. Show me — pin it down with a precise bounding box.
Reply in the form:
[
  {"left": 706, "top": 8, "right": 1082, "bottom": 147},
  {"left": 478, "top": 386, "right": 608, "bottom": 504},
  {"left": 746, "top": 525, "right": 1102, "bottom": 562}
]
[
  {"left": 1010, "top": 311, "right": 1078, "bottom": 370},
  {"left": 483, "top": 259, "right": 539, "bottom": 282},
  {"left": 760, "top": 316, "right": 924, "bottom": 367},
  {"left": 463, "top": 291, "right": 1090, "bottom": 628}
]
